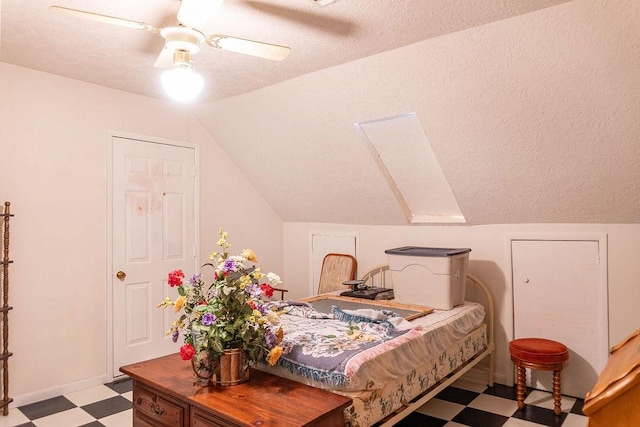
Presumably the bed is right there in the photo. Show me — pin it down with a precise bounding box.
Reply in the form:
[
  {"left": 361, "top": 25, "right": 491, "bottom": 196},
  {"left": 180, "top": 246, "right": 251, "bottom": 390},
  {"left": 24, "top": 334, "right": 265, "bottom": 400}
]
[{"left": 260, "top": 273, "right": 495, "bottom": 427}]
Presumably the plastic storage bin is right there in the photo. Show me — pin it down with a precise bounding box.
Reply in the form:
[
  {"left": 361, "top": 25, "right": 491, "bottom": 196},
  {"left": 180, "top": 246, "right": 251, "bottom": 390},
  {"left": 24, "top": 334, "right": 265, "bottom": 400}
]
[{"left": 385, "top": 246, "right": 471, "bottom": 310}]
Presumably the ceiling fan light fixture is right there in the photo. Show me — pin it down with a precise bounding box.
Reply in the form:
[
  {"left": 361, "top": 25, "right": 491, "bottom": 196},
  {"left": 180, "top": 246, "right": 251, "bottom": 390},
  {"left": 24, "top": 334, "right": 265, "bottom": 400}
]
[
  {"left": 161, "top": 65, "right": 204, "bottom": 102},
  {"left": 177, "top": 0, "right": 224, "bottom": 29}
]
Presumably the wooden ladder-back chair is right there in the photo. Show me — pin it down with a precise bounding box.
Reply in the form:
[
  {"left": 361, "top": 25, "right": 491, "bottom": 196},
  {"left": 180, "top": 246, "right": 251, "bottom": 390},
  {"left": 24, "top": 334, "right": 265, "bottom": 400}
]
[{"left": 317, "top": 253, "right": 357, "bottom": 294}]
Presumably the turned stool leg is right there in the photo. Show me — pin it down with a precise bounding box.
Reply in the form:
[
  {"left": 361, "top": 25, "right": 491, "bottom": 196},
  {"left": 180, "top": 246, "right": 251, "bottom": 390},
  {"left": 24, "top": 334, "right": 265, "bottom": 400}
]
[
  {"left": 516, "top": 365, "right": 526, "bottom": 409},
  {"left": 552, "top": 369, "right": 562, "bottom": 415}
]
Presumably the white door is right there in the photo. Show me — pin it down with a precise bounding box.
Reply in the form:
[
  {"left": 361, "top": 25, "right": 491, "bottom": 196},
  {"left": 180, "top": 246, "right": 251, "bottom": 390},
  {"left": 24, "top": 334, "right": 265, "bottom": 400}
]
[
  {"left": 512, "top": 239, "right": 608, "bottom": 398},
  {"left": 111, "top": 136, "right": 197, "bottom": 374},
  {"left": 310, "top": 233, "right": 357, "bottom": 295}
]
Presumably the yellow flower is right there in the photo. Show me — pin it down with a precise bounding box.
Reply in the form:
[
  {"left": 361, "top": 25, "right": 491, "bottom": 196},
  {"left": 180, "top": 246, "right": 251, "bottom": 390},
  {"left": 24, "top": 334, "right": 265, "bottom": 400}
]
[
  {"left": 242, "top": 248, "right": 257, "bottom": 263},
  {"left": 174, "top": 295, "right": 186, "bottom": 312},
  {"left": 251, "top": 267, "right": 265, "bottom": 280},
  {"left": 276, "top": 327, "right": 284, "bottom": 342},
  {"left": 267, "top": 346, "right": 283, "bottom": 366},
  {"left": 156, "top": 297, "right": 174, "bottom": 309},
  {"left": 239, "top": 275, "right": 252, "bottom": 289}
]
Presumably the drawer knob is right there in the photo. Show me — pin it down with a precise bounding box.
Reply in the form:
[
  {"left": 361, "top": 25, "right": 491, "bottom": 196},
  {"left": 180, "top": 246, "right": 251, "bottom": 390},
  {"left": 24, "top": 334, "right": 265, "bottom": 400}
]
[{"left": 150, "top": 402, "right": 167, "bottom": 416}]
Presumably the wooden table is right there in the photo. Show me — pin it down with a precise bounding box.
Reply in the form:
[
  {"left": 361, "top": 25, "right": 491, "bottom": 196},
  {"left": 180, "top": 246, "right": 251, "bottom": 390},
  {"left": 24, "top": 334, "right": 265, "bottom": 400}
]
[
  {"left": 583, "top": 327, "right": 640, "bottom": 427},
  {"left": 120, "top": 353, "right": 352, "bottom": 427}
]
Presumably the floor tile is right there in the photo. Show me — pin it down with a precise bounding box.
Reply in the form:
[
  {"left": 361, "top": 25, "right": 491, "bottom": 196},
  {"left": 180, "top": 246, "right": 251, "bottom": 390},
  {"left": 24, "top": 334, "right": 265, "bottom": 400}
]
[
  {"left": 512, "top": 405, "right": 567, "bottom": 427},
  {"left": 468, "top": 393, "right": 520, "bottom": 417},
  {"left": 524, "top": 390, "right": 576, "bottom": 413},
  {"left": 416, "top": 397, "right": 465, "bottom": 420},
  {"left": 483, "top": 383, "right": 521, "bottom": 401},
  {"left": 568, "top": 399, "right": 584, "bottom": 415},
  {"left": 0, "top": 408, "right": 30, "bottom": 427},
  {"left": 437, "top": 387, "right": 481, "bottom": 406},
  {"left": 502, "top": 417, "right": 546, "bottom": 426},
  {"left": 560, "top": 413, "right": 588, "bottom": 427},
  {"left": 80, "top": 396, "right": 131, "bottom": 420},
  {"left": 395, "top": 412, "right": 448, "bottom": 427},
  {"left": 18, "top": 396, "right": 76, "bottom": 420},
  {"left": 452, "top": 407, "right": 510, "bottom": 427},
  {"left": 97, "top": 408, "right": 132, "bottom": 427},
  {"left": 31, "top": 407, "right": 95, "bottom": 427},
  {"left": 64, "top": 385, "right": 118, "bottom": 407},
  {"left": 104, "top": 379, "right": 132, "bottom": 395}
]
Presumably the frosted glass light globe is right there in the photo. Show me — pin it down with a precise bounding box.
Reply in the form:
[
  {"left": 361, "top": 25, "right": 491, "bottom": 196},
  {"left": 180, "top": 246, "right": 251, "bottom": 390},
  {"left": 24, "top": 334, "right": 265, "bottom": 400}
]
[{"left": 161, "top": 67, "right": 204, "bottom": 102}]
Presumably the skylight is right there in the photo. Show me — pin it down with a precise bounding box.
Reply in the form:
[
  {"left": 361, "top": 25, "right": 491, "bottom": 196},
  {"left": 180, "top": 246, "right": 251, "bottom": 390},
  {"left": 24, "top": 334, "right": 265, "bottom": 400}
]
[{"left": 355, "top": 113, "right": 465, "bottom": 224}]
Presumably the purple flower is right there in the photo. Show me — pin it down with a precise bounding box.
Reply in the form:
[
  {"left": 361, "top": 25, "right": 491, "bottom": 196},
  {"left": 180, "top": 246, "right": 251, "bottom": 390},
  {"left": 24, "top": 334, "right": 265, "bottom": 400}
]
[
  {"left": 188, "top": 273, "right": 202, "bottom": 284},
  {"left": 256, "top": 304, "right": 269, "bottom": 316},
  {"left": 222, "top": 259, "right": 236, "bottom": 273},
  {"left": 201, "top": 313, "right": 216, "bottom": 326},
  {"left": 264, "top": 330, "right": 277, "bottom": 349},
  {"left": 246, "top": 283, "right": 261, "bottom": 298},
  {"left": 171, "top": 330, "right": 179, "bottom": 343}
]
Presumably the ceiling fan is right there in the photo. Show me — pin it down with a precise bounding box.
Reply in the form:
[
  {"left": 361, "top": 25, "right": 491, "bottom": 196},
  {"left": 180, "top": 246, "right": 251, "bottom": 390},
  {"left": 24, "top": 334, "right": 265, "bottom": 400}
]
[{"left": 49, "top": 0, "right": 291, "bottom": 69}]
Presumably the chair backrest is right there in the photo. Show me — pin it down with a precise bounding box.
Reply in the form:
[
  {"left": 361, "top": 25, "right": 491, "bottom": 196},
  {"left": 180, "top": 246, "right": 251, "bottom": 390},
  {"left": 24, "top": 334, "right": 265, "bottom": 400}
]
[{"left": 317, "top": 253, "right": 357, "bottom": 294}]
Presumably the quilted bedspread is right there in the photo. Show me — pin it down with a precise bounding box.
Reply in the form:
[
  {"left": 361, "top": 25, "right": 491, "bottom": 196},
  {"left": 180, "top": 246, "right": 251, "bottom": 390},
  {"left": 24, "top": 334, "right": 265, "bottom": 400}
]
[{"left": 263, "top": 300, "right": 485, "bottom": 391}]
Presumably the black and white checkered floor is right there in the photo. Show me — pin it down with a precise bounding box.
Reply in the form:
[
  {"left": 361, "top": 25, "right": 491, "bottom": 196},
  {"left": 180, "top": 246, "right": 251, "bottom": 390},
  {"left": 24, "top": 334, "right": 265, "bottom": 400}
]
[{"left": 3, "top": 378, "right": 587, "bottom": 426}]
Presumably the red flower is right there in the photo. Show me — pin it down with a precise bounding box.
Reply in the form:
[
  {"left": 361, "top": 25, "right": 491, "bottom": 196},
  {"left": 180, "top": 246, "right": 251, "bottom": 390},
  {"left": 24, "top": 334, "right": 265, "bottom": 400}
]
[
  {"left": 179, "top": 343, "right": 195, "bottom": 361},
  {"left": 168, "top": 270, "right": 185, "bottom": 287},
  {"left": 248, "top": 301, "right": 257, "bottom": 310},
  {"left": 260, "top": 284, "right": 275, "bottom": 298}
]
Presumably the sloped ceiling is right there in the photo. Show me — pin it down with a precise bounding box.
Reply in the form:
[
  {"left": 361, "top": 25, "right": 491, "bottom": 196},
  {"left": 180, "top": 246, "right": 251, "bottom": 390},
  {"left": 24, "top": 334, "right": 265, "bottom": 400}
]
[
  {"left": 2, "top": 0, "right": 639, "bottom": 225},
  {"left": 193, "top": 0, "right": 640, "bottom": 225},
  {"left": 1, "top": 0, "right": 570, "bottom": 101}
]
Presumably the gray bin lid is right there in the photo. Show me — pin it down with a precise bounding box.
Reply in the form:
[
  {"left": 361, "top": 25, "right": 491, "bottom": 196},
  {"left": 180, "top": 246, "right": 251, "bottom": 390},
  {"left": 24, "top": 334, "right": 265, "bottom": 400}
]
[{"left": 384, "top": 246, "right": 471, "bottom": 257}]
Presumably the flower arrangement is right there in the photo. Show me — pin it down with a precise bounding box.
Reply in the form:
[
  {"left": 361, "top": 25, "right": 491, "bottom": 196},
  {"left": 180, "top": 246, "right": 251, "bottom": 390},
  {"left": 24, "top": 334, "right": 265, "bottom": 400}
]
[{"left": 158, "top": 228, "right": 284, "bottom": 369}]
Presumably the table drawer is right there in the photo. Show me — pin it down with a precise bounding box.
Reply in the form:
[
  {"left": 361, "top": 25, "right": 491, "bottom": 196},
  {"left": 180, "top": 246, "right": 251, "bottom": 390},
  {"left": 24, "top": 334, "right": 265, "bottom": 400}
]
[
  {"left": 191, "top": 408, "right": 237, "bottom": 427},
  {"left": 134, "top": 383, "right": 188, "bottom": 427}
]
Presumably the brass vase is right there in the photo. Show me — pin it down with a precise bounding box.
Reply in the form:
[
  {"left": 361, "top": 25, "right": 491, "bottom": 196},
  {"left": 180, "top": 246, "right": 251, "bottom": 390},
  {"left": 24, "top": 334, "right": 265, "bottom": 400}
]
[{"left": 211, "top": 348, "right": 250, "bottom": 386}]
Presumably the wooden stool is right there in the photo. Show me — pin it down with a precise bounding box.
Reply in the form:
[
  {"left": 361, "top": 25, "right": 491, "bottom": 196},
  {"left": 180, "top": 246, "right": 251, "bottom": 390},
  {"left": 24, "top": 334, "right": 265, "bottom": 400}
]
[{"left": 509, "top": 338, "right": 569, "bottom": 415}]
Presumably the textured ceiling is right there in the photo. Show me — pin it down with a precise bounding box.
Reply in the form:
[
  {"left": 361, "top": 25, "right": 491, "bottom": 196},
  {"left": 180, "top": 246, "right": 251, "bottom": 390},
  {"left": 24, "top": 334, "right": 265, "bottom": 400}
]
[
  {"left": 3, "top": 0, "right": 639, "bottom": 226},
  {"left": 193, "top": 0, "right": 640, "bottom": 225},
  {"left": 1, "top": 0, "right": 570, "bottom": 102}
]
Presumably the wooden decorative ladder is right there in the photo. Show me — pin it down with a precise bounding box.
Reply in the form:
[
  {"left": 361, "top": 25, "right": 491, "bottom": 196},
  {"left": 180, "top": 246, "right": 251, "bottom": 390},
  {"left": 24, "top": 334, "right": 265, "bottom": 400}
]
[{"left": 1, "top": 202, "right": 13, "bottom": 415}]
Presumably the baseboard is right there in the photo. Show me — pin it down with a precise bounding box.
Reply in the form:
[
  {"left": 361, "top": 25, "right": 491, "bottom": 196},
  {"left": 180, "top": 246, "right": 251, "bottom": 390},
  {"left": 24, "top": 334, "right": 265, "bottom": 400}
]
[{"left": 10, "top": 374, "right": 109, "bottom": 408}]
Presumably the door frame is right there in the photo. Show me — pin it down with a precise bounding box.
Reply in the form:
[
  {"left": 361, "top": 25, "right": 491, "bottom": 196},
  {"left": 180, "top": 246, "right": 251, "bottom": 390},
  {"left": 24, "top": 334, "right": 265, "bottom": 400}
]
[
  {"left": 106, "top": 130, "right": 200, "bottom": 381},
  {"left": 504, "top": 232, "right": 608, "bottom": 385}
]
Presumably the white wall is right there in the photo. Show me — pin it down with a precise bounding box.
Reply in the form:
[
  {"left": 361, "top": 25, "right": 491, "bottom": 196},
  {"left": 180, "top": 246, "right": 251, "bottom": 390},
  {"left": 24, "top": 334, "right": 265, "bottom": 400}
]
[
  {"left": 283, "top": 222, "right": 640, "bottom": 386},
  {"left": 0, "top": 63, "right": 283, "bottom": 404}
]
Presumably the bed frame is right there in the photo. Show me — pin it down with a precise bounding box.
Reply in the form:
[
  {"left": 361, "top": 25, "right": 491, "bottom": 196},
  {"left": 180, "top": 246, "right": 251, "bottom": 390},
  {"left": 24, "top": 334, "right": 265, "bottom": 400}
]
[{"left": 357, "top": 268, "right": 495, "bottom": 426}]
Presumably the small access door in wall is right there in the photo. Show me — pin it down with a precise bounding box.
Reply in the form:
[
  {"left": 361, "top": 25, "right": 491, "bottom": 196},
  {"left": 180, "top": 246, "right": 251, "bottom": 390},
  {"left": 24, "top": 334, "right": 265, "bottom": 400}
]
[{"left": 511, "top": 237, "right": 608, "bottom": 398}]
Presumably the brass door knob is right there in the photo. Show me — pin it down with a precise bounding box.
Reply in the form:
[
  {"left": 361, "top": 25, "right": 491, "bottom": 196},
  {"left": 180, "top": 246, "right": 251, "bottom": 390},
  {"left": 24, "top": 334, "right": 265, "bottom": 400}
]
[{"left": 116, "top": 271, "right": 126, "bottom": 281}]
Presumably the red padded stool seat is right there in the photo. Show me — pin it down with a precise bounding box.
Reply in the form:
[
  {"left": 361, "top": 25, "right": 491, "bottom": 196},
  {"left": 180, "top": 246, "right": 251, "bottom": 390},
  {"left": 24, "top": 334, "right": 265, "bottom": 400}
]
[{"left": 509, "top": 338, "right": 569, "bottom": 415}]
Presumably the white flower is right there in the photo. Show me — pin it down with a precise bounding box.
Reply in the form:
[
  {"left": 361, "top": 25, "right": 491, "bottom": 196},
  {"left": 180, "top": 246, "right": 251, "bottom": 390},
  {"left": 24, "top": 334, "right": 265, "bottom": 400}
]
[
  {"left": 266, "top": 310, "right": 280, "bottom": 325},
  {"left": 266, "top": 272, "right": 282, "bottom": 287}
]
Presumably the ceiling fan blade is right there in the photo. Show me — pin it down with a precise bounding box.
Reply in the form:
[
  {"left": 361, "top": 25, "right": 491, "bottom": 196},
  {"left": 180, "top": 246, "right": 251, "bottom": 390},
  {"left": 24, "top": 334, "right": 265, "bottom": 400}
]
[
  {"left": 206, "top": 35, "right": 290, "bottom": 61},
  {"left": 49, "top": 6, "right": 159, "bottom": 33},
  {"left": 177, "top": 0, "right": 225, "bottom": 29},
  {"left": 153, "top": 47, "right": 176, "bottom": 68}
]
